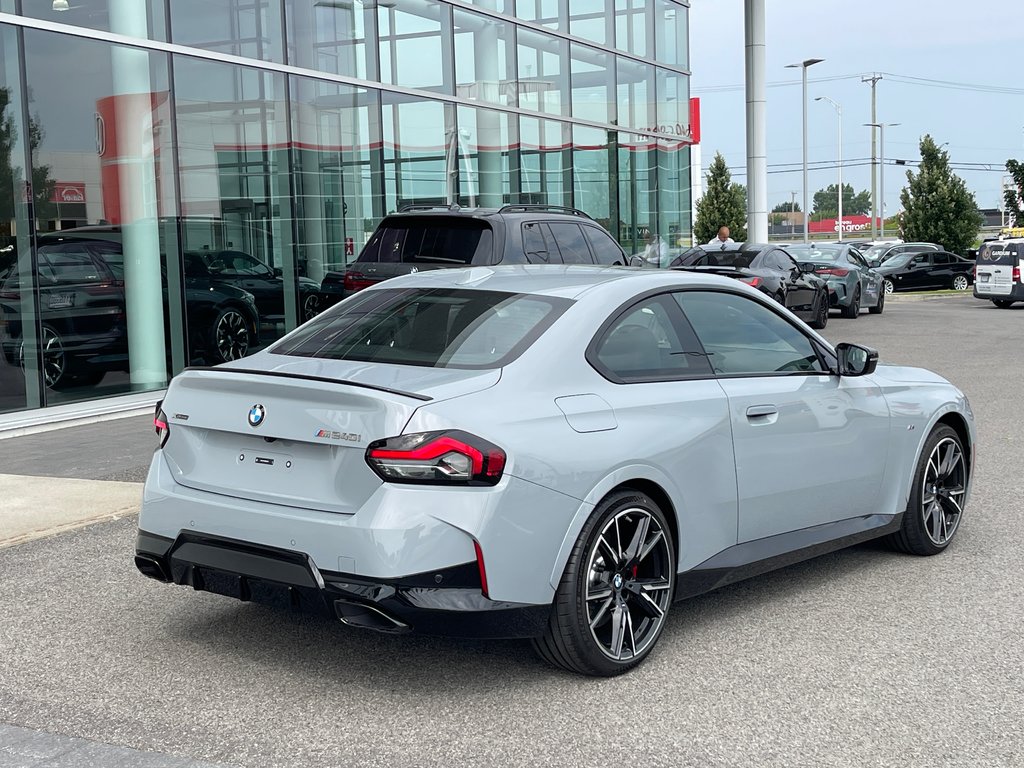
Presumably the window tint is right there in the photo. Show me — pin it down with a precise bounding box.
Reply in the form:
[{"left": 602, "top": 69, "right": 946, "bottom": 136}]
[
  {"left": 977, "top": 242, "right": 1019, "bottom": 266},
  {"left": 548, "top": 222, "right": 594, "bottom": 264},
  {"left": 584, "top": 226, "right": 625, "bottom": 265},
  {"left": 933, "top": 252, "right": 952, "bottom": 265},
  {"left": 359, "top": 218, "right": 493, "bottom": 266},
  {"left": 849, "top": 250, "right": 868, "bottom": 269},
  {"left": 675, "top": 291, "right": 824, "bottom": 375},
  {"left": 763, "top": 251, "right": 793, "bottom": 271},
  {"left": 593, "top": 295, "right": 712, "bottom": 381},
  {"left": 911, "top": 253, "right": 930, "bottom": 265},
  {"left": 523, "top": 222, "right": 553, "bottom": 264},
  {"left": 272, "top": 287, "right": 571, "bottom": 370},
  {"left": 692, "top": 250, "right": 757, "bottom": 268}
]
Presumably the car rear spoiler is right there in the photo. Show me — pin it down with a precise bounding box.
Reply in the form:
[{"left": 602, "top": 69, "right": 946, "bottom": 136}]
[{"left": 182, "top": 366, "right": 433, "bottom": 402}]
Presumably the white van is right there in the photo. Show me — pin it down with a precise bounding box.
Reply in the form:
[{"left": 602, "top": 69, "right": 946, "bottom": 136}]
[{"left": 974, "top": 239, "right": 1024, "bottom": 308}]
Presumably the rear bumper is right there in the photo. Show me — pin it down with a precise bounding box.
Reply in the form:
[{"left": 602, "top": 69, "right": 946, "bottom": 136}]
[
  {"left": 135, "top": 529, "right": 550, "bottom": 639},
  {"left": 974, "top": 281, "right": 1024, "bottom": 301}
]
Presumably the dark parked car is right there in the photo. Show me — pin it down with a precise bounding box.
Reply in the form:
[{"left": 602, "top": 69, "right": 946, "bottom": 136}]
[
  {"left": 319, "top": 204, "right": 628, "bottom": 305},
  {"left": 786, "top": 243, "right": 885, "bottom": 317},
  {"left": 669, "top": 242, "right": 831, "bottom": 329},
  {"left": 0, "top": 231, "right": 261, "bottom": 389},
  {"left": 873, "top": 250, "right": 974, "bottom": 294},
  {"left": 862, "top": 241, "right": 940, "bottom": 268}
]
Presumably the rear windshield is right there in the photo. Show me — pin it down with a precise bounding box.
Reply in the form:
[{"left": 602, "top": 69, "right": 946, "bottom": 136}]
[
  {"left": 690, "top": 250, "right": 758, "bottom": 269},
  {"left": 271, "top": 287, "right": 571, "bottom": 369},
  {"left": 977, "top": 242, "right": 1019, "bottom": 266},
  {"left": 357, "top": 218, "right": 493, "bottom": 266},
  {"left": 787, "top": 245, "right": 841, "bottom": 262}
]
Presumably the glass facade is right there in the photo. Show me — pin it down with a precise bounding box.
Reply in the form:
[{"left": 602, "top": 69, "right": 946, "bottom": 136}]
[{"left": 0, "top": 0, "right": 690, "bottom": 417}]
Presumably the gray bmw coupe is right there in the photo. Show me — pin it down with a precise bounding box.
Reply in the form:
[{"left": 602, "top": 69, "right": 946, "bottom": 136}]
[{"left": 136, "top": 266, "right": 975, "bottom": 676}]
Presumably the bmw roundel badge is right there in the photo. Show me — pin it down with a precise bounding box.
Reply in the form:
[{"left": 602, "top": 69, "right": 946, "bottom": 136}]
[{"left": 247, "top": 404, "right": 266, "bottom": 428}]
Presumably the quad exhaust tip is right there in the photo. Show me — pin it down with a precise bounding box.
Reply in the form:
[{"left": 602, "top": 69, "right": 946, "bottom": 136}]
[{"left": 333, "top": 598, "right": 410, "bottom": 634}]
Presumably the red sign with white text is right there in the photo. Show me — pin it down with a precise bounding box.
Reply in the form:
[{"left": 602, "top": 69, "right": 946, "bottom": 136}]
[
  {"left": 52, "top": 182, "right": 86, "bottom": 204},
  {"left": 808, "top": 215, "right": 882, "bottom": 234}
]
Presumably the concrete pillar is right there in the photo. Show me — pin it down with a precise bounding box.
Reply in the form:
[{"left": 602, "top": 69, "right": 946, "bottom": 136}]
[
  {"left": 744, "top": 0, "right": 768, "bottom": 242},
  {"left": 109, "top": 0, "right": 166, "bottom": 388},
  {"left": 473, "top": 1, "right": 503, "bottom": 207}
]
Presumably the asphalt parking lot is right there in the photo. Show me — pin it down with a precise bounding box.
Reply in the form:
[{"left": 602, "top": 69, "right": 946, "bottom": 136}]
[{"left": 1, "top": 294, "right": 1022, "bottom": 768}]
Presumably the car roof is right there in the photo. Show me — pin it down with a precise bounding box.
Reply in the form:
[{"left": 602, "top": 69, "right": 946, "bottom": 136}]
[
  {"left": 363, "top": 264, "right": 750, "bottom": 300},
  {"left": 382, "top": 205, "right": 596, "bottom": 223}
]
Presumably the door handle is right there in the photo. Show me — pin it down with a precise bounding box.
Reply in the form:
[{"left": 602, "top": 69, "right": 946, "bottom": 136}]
[{"left": 746, "top": 405, "right": 778, "bottom": 418}]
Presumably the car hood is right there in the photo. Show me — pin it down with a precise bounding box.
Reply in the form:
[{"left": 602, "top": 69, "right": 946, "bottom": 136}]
[{"left": 872, "top": 364, "right": 950, "bottom": 386}]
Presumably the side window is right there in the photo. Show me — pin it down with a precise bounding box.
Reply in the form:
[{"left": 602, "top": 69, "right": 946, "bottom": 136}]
[
  {"left": 36, "top": 246, "right": 105, "bottom": 286},
  {"left": 591, "top": 295, "right": 712, "bottom": 381},
  {"left": 548, "top": 222, "right": 594, "bottom": 264},
  {"left": 675, "top": 291, "right": 825, "bottom": 376},
  {"left": 522, "top": 222, "right": 553, "bottom": 264},
  {"left": 583, "top": 226, "right": 625, "bottom": 265},
  {"left": 911, "top": 253, "right": 930, "bottom": 266},
  {"left": 849, "top": 250, "right": 868, "bottom": 269},
  {"left": 933, "top": 253, "right": 952, "bottom": 265}
]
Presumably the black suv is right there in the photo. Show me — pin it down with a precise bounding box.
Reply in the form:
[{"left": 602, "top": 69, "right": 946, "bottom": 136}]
[{"left": 319, "top": 204, "right": 628, "bottom": 305}]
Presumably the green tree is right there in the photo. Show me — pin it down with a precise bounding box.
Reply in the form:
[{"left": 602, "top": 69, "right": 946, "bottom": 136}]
[
  {"left": 0, "top": 87, "right": 55, "bottom": 231},
  {"left": 694, "top": 152, "right": 747, "bottom": 243},
  {"left": 772, "top": 200, "right": 800, "bottom": 213},
  {"left": 811, "top": 183, "right": 871, "bottom": 219},
  {"left": 899, "top": 135, "right": 982, "bottom": 255},
  {"left": 1005, "top": 159, "right": 1024, "bottom": 226}
]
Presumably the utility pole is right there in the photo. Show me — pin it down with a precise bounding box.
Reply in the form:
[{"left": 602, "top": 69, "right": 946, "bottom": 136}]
[
  {"left": 788, "top": 58, "right": 824, "bottom": 243},
  {"left": 862, "top": 74, "right": 882, "bottom": 239},
  {"left": 790, "top": 190, "right": 797, "bottom": 237}
]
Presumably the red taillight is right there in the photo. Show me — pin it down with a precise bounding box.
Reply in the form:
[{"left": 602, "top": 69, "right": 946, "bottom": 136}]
[
  {"left": 1014, "top": 267, "right": 1021, "bottom": 283},
  {"left": 816, "top": 268, "right": 849, "bottom": 277},
  {"left": 153, "top": 402, "right": 169, "bottom": 448},
  {"left": 343, "top": 271, "right": 376, "bottom": 293},
  {"left": 365, "top": 430, "right": 506, "bottom": 486},
  {"left": 739, "top": 276, "right": 761, "bottom": 287},
  {"left": 473, "top": 539, "right": 490, "bottom": 598}
]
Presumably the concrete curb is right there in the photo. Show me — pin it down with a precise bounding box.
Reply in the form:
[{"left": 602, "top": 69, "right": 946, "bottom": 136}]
[
  {"left": 0, "top": 474, "right": 142, "bottom": 548},
  {"left": 885, "top": 292, "right": 977, "bottom": 302}
]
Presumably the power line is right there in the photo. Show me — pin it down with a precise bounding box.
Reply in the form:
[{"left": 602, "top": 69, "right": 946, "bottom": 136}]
[{"left": 692, "top": 71, "right": 1024, "bottom": 97}]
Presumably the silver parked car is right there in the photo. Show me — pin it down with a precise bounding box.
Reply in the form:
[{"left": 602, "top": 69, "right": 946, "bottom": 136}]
[{"left": 136, "top": 266, "right": 975, "bottom": 676}]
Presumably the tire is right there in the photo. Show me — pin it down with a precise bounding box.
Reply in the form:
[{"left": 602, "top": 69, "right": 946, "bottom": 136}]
[
  {"left": 532, "top": 490, "right": 675, "bottom": 677},
  {"left": 209, "top": 306, "right": 251, "bottom": 363},
  {"left": 993, "top": 300, "right": 1013, "bottom": 309},
  {"left": 840, "top": 287, "right": 861, "bottom": 318},
  {"left": 951, "top": 275, "right": 970, "bottom": 291},
  {"left": 808, "top": 290, "right": 829, "bottom": 330},
  {"left": 886, "top": 425, "right": 967, "bottom": 556},
  {"left": 883, "top": 278, "right": 895, "bottom": 295},
  {"left": 869, "top": 287, "right": 885, "bottom": 314},
  {"left": 302, "top": 292, "right": 321, "bottom": 322},
  {"left": 20, "top": 325, "right": 68, "bottom": 389}
]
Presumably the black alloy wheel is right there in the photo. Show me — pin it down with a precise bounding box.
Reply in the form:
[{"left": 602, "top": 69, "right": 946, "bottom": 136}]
[
  {"left": 302, "top": 293, "right": 321, "bottom": 322},
  {"left": 869, "top": 287, "right": 885, "bottom": 314},
  {"left": 840, "top": 287, "right": 861, "bottom": 319},
  {"left": 808, "top": 290, "right": 828, "bottom": 330},
  {"left": 19, "top": 325, "right": 67, "bottom": 388},
  {"left": 888, "top": 425, "right": 968, "bottom": 556},
  {"left": 533, "top": 490, "right": 675, "bottom": 676},
  {"left": 211, "top": 307, "right": 251, "bottom": 363}
]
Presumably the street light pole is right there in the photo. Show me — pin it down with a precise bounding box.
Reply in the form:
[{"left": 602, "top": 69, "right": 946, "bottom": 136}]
[
  {"left": 787, "top": 58, "right": 824, "bottom": 243},
  {"left": 816, "top": 96, "right": 842, "bottom": 241},
  {"left": 865, "top": 121, "right": 900, "bottom": 238}
]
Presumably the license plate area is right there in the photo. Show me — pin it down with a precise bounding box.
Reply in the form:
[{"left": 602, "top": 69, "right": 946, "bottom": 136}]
[
  {"left": 48, "top": 292, "right": 75, "bottom": 309},
  {"left": 981, "top": 274, "right": 990, "bottom": 282}
]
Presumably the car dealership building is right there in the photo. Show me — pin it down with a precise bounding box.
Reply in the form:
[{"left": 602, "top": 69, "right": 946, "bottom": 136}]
[{"left": 0, "top": 0, "right": 692, "bottom": 423}]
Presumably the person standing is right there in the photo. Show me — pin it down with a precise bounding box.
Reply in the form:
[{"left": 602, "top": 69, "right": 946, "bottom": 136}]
[{"left": 706, "top": 226, "right": 735, "bottom": 247}]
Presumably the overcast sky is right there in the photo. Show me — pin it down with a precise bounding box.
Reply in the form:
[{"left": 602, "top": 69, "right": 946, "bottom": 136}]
[{"left": 688, "top": 0, "right": 1022, "bottom": 214}]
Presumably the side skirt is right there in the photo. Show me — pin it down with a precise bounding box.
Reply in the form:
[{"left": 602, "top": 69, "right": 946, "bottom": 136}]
[{"left": 674, "top": 513, "right": 902, "bottom": 601}]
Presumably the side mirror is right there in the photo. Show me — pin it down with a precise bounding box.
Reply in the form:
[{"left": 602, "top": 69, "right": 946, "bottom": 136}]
[
  {"left": 273, "top": 266, "right": 283, "bottom": 277},
  {"left": 836, "top": 342, "right": 878, "bottom": 377},
  {"left": 796, "top": 261, "right": 818, "bottom": 274},
  {"left": 628, "top": 254, "right": 646, "bottom": 268}
]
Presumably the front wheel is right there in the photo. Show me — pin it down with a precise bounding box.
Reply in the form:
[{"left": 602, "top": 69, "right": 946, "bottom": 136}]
[
  {"left": 951, "top": 274, "right": 970, "bottom": 291},
  {"left": 302, "top": 292, "right": 321, "bottom": 322},
  {"left": 532, "top": 491, "right": 675, "bottom": 677},
  {"left": 887, "top": 425, "right": 968, "bottom": 556},
  {"left": 883, "top": 278, "right": 895, "bottom": 295}
]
